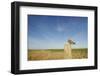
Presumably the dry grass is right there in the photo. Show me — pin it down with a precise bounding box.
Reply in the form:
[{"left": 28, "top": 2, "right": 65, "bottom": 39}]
[
  {"left": 72, "top": 49, "right": 88, "bottom": 59},
  {"left": 28, "top": 48, "right": 88, "bottom": 61}
]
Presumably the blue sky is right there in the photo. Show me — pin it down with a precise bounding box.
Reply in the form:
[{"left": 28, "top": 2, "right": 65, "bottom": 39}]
[{"left": 28, "top": 15, "right": 88, "bottom": 49}]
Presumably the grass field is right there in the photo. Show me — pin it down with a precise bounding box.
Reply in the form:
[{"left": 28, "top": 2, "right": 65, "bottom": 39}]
[{"left": 28, "top": 48, "right": 88, "bottom": 61}]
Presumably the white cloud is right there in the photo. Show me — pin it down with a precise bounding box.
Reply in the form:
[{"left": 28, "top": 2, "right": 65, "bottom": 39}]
[{"left": 56, "top": 26, "right": 64, "bottom": 32}]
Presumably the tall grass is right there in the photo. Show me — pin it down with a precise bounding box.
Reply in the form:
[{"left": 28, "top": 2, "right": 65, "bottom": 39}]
[{"left": 28, "top": 48, "right": 88, "bottom": 61}]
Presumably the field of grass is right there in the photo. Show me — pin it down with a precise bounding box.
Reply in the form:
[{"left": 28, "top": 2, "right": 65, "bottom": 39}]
[{"left": 28, "top": 48, "right": 88, "bottom": 61}]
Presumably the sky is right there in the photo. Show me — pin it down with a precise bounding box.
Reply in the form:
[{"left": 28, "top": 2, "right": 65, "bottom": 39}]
[{"left": 28, "top": 15, "right": 88, "bottom": 49}]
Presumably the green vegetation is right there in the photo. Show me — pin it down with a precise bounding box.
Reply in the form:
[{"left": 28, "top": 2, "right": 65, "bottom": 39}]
[{"left": 28, "top": 48, "right": 88, "bottom": 61}]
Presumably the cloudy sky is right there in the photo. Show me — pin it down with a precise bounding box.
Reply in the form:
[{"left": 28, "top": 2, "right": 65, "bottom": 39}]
[{"left": 28, "top": 15, "right": 88, "bottom": 49}]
